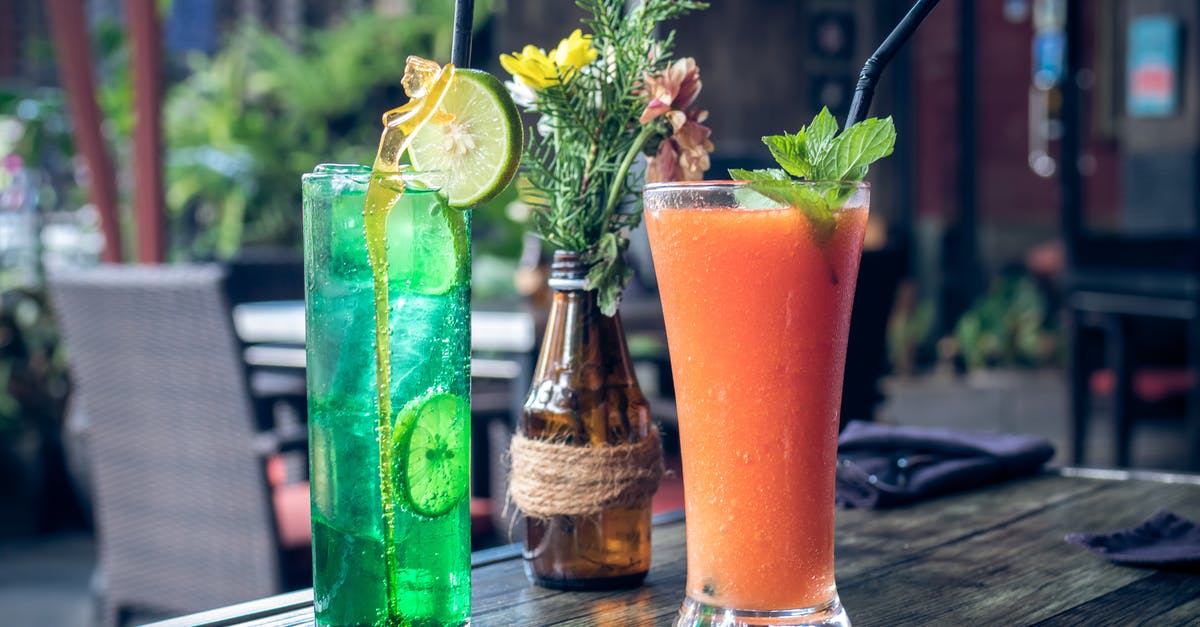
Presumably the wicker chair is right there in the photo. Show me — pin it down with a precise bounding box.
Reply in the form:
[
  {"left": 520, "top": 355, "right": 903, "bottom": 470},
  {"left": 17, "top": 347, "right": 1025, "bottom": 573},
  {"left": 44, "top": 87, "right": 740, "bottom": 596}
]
[{"left": 48, "top": 264, "right": 310, "bottom": 626}]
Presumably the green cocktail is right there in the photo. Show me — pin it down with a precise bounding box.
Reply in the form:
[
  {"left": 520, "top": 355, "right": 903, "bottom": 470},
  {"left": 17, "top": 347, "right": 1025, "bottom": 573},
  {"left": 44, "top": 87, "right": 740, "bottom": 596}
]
[
  {"left": 302, "top": 54, "right": 520, "bottom": 627},
  {"left": 303, "top": 164, "right": 471, "bottom": 627}
]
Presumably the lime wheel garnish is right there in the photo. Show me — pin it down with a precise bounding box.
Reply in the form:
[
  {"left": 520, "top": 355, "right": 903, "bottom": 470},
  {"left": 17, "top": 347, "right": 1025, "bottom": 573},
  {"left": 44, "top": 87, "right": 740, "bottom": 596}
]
[
  {"left": 392, "top": 392, "right": 470, "bottom": 518},
  {"left": 407, "top": 68, "right": 522, "bottom": 208}
]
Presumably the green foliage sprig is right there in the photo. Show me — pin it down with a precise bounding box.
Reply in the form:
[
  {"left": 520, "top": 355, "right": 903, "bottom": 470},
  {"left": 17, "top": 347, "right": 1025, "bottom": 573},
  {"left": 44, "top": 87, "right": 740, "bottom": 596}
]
[
  {"left": 503, "top": 0, "right": 708, "bottom": 315},
  {"left": 732, "top": 107, "right": 895, "bottom": 244}
]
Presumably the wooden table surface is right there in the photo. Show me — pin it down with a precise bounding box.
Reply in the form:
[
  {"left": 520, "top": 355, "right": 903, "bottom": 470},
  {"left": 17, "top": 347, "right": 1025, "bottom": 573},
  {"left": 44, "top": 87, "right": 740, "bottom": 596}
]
[{"left": 149, "top": 469, "right": 1200, "bottom": 626}]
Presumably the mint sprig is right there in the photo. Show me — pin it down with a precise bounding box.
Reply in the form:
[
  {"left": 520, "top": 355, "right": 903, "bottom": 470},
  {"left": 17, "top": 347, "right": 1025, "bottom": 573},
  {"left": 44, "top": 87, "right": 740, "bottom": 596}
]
[
  {"left": 731, "top": 107, "right": 895, "bottom": 243},
  {"left": 826, "top": 117, "right": 895, "bottom": 180},
  {"left": 757, "top": 107, "right": 894, "bottom": 182}
]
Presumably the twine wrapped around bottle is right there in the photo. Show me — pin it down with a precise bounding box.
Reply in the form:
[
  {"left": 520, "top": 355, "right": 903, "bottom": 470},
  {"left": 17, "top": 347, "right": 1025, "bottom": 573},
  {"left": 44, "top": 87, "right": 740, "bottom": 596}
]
[{"left": 508, "top": 427, "right": 665, "bottom": 518}]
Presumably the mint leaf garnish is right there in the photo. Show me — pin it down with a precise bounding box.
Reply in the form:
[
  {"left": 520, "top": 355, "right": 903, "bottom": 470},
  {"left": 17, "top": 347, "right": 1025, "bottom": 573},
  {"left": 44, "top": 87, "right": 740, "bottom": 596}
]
[
  {"left": 760, "top": 107, "right": 894, "bottom": 183},
  {"left": 733, "top": 107, "right": 894, "bottom": 245},
  {"left": 729, "top": 169, "right": 837, "bottom": 242},
  {"left": 753, "top": 180, "right": 836, "bottom": 243},
  {"left": 761, "top": 133, "right": 810, "bottom": 179},
  {"left": 804, "top": 107, "right": 840, "bottom": 170},
  {"left": 758, "top": 108, "right": 848, "bottom": 182},
  {"left": 824, "top": 116, "right": 895, "bottom": 181},
  {"left": 729, "top": 168, "right": 789, "bottom": 181}
]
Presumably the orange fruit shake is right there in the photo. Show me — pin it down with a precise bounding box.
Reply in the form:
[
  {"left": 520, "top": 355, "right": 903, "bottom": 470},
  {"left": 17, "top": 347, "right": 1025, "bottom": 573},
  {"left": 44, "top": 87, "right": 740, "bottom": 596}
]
[{"left": 644, "top": 181, "right": 868, "bottom": 612}]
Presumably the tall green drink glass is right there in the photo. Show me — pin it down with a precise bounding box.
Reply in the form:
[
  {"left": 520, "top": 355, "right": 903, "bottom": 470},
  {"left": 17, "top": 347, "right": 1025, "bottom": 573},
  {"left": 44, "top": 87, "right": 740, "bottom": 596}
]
[{"left": 302, "top": 164, "right": 471, "bottom": 627}]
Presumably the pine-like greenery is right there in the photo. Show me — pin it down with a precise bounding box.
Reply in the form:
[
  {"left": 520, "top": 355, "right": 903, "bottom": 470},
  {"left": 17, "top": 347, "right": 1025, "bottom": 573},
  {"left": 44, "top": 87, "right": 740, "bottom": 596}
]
[{"left": 520, "top": 0, "right": 706, "bottom": 315}]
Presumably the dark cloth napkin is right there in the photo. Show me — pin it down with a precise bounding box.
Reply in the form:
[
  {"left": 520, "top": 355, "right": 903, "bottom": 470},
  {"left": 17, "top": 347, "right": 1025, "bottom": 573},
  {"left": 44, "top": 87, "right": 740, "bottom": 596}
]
[
  {"left": 1065, "top": 510, "right": 1200, "bottom": 568},
  {"left": 835, "top": 420, "right": 1056, "bottom": 509}
]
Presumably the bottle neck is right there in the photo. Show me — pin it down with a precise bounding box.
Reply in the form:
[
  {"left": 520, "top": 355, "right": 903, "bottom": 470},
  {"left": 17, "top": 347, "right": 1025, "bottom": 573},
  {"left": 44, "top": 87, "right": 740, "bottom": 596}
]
[{"left": 547, "top": 250, "right": 588, "bottom": 292}]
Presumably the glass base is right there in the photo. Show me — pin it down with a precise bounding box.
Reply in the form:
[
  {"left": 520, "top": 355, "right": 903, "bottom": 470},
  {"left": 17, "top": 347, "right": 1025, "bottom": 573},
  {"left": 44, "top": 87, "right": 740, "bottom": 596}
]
[{"left": 675, "top": 594, "right": 850, "bottom": 627}]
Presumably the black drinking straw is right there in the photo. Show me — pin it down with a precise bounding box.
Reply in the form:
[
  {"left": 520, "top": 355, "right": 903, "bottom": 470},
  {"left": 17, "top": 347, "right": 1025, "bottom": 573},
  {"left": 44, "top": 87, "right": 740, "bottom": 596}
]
[
  {"left": 451, "top": 0, "right": 475, "bottom": 68},
  {"left": 844, "top": 0, "right": 941, "bottom": 129}
]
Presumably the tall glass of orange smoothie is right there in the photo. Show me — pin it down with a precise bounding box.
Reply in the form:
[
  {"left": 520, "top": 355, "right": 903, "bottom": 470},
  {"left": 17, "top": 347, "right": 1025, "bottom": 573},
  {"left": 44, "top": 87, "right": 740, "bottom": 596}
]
[{"left": 644, "top": 180, "right": 868, "bottom": 627}]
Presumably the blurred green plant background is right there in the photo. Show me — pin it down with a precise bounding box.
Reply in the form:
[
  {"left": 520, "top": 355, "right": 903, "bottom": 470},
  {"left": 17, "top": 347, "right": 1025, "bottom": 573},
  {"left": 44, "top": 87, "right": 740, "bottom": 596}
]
[
  {"left": 93, "top": 2, "right": 524, "bottom": 269},
  {"left": 951, "top": 273, "right": 1061, "bottom": 372},
  {"left": 0, "top": 88, "right": 78, "bottom": 446},
  {"left": 885, "top": 271, "right": 1062, "bottom": 376},
  {"left": 0, "top": 2, "right": 530, "bottom": 452}
]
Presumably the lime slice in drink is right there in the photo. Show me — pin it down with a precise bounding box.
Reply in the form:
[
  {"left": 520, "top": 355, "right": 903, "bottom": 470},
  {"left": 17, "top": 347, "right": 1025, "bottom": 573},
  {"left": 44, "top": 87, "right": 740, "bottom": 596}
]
[
  {"left": 407, "top": 68, "right": 522, "bottom": 208},
  {"left": 392, "top": 392, "right": 470, "bottom": 518}
]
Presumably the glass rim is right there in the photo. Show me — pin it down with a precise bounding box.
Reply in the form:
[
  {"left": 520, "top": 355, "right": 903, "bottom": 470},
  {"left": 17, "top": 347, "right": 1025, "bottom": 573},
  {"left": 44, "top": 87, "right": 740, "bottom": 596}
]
[
  {"left": 643, "top": 179, "right": 870, "bottom": 193},
  {"left": 302, "top": 163, "right": 446, "bottom": 191},
  {"left": 303, "top": 163, "right": 444, "bottom": 180}
]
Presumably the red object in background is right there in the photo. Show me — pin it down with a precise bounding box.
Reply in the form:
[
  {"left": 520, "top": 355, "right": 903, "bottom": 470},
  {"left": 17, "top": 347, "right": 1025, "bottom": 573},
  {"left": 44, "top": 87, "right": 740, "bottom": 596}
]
[
  {"left": 45, "top": 0, "right": 124, "bottom": 263},
  {"left": 913, "top": 1, "right": 959, "bottom": 223},
  {"left": 1131, "top": 64, "right": 1174, "bottom": 99},
  {"left": 1090, "top": 368, "right": 1197, "bottom": 403},
  {"left": 126, "top": 0, "right": 166, "bottom": 263}
]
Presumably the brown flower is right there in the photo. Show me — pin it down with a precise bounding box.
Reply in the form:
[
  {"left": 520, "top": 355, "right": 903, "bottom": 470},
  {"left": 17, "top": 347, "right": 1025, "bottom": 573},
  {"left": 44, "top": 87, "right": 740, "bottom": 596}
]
[
  {"left": 646, "top": 107, "right": 713, "bottom": 183},
  {"left": 668, "top": 109, "right": 712, "bottom": 149},
  {"left": 646, "top": 139, "right": 681, "bottom": 183},
  {"left": 639, "top": 57, "right": 702, "bottom": 124}
]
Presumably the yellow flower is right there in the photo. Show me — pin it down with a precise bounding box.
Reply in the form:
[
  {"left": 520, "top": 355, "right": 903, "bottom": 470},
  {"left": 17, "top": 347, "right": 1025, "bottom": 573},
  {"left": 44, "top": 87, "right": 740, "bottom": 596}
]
[
  {"left": 552, "top": 29, "right": 598, "bottom": 76},
  {"left": 500, "top": 45, "right": 558, "bottom": 90},
  {"left": 500, "top": 29, "right": 597, "bottom": 91}
]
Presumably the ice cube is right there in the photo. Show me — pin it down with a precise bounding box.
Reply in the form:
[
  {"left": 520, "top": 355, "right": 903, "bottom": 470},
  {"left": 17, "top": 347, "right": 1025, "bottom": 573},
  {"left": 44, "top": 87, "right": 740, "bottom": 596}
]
[
  {"left": 385, "top": 189, "right": 466, "bottom": 295},
  {"left": 331, "top": 189, "right": 370, "bottom": 283},
  {"left": 305, "top": 286, "right": 377, "bottom": 409},
  {"left": 387, "top": 291, "right": 452, "bottom": 400}
]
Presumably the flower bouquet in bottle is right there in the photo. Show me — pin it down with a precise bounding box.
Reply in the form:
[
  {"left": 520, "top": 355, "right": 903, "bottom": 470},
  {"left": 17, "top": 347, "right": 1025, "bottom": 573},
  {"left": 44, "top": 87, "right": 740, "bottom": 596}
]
[{"left": 498, "top": 0, "right": 712, "bottom": 590}]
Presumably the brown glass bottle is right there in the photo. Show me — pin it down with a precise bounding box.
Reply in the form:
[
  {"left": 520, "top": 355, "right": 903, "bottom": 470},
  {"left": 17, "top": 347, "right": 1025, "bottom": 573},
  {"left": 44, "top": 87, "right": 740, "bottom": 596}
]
[{"left": 519, "top": 250, "right": 653, "bottom": 590}]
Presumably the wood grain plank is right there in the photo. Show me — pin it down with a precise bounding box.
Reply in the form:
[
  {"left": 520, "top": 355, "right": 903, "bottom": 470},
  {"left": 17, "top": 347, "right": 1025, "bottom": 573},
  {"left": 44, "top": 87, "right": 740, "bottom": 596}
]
[
  {"left": 838, "top": 478, "right": 1200, "bottom": 625},
  {"left": 473, "top": 519, "right": 688, "bottom": 625},
  {"left": 152, "top": 473, "right": 1200, "bottom": 626},
  {"left": 1029, "top": 571, "right": 1200, "bottom": 626},
  {"left": 834, "top": 473, "right": 1107, "bottom": 579},
  {"left": 1144, "top": 595, "right": 1200, "bottom": 626},
  {"left": 474, "top": 476, "right": 1200, "bottom": 625}
]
